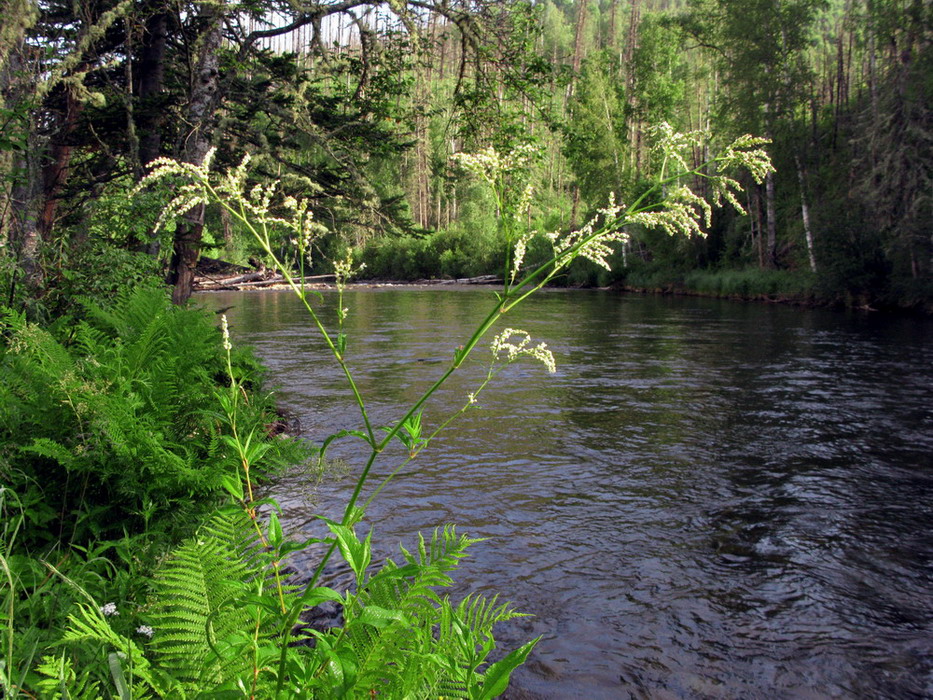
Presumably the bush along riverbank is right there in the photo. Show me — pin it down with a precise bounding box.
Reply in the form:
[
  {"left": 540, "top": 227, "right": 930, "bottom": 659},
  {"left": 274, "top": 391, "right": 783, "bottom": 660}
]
[
  {"left": 354, "top": 240, "right": 932, "bottom": 314},
  {"left": 0, "top": 284, "right": 313, "bottom": 695},
  {"left": 613, "top": 267, "right": 933, "bottom": 313}
]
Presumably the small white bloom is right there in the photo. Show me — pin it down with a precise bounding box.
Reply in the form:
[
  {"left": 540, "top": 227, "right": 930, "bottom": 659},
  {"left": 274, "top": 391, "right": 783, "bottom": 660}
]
[
  {"left": 136, "top": 625, "right": 154, "bottom": 638},
  {"left": 467, "top": 392, "right": 476, "bottom": 405},
  {"left": 490, "top": 328, "right": 556, "bottom": 373},
  {"left": 100, "top": 602, "right": 118, "bottom": 616},
  {"left": 221, "top": 315, "right": 232, "bottom": 351}
]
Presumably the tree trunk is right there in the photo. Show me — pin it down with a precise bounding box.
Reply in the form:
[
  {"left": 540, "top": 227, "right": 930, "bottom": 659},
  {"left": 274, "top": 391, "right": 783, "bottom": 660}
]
[
  {"left": 567, "top": 0, "right": 589, "bottom": 102},
  {"left": 764, "top": 170, "right": 778, "bottom": 267},
  {"left": 8, "top": 146, "right": 43, "bottom": 299},
  {"left": 137, "top": 9, "right": 169, "bottom": 170},
  {"left": 3, "top": 42, "right": 44, "bottom": 300},
  {"left": 38, "top": 83, "right": 85, "bottom": 241},
  {"left": 794, "top": 155, "right": 817, "bottom": 273},
  {"left": 169, "top": 4, "right": 224, "bottom": 305}
]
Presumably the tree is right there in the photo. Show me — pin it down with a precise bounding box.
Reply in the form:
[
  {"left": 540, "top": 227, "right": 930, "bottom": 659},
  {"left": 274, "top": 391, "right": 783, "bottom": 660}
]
[{"left": 681, "top": 0, "right": 826, "bottom": 267}]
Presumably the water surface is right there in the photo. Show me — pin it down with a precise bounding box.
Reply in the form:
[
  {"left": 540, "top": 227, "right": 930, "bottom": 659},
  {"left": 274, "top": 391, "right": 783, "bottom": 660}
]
[{"left": 201, "top": 288, "right": 933, "bottom": 699}]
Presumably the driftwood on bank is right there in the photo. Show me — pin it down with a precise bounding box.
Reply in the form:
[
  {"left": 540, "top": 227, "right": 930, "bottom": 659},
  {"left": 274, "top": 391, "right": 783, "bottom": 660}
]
[
  {"left": 419, "top": 274, "right": 503, "bottom": 285},
  {"left": 193, "top": 256, "right": 503, "bottom": 291},
  {"left": 194, "top": 262, "right": 337, "bottom": 291}
]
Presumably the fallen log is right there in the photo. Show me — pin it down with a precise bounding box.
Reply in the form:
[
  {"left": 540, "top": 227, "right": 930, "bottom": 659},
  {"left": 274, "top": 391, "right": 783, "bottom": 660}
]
[
  {"left": 456, "top": 274, "right": 502, "bottom": 284},
  {"left": 197, "top": 271, "right": 267, "bottom": 288}
]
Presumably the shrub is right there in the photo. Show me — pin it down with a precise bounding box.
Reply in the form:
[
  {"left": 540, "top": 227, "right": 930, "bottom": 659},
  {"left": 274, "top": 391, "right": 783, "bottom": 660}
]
[{"left": 0, "top": 285, "right": 305, "bottom": 551}]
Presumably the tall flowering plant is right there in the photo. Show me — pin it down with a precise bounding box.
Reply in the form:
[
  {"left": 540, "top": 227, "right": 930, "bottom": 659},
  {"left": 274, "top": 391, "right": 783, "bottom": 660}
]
[{"left": 133, "top": 127, "right": 772, "bottom": 692}]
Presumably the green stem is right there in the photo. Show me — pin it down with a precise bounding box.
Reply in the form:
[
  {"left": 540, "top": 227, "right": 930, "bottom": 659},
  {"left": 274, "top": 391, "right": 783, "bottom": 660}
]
[{"left": 210, "top": 188, "right": 377, "bottom": 446}]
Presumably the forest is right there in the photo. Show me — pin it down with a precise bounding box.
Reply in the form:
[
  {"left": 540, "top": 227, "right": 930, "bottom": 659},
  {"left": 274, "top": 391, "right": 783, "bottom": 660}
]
[
  {"left": 0, "top": 0, "right": 930, "bottom": 697},
  {"left": 1, "top": 0, "right": 930, "bottom": 312}
]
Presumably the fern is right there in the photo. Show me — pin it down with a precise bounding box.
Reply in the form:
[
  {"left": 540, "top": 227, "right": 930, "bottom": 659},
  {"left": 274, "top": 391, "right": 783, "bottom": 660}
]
[
  {"left": 147, "top": 507, "right": 288, "bottom": 691},
  {"left": 0, "top": 287, "right": 305, "bottom": 549},
  {"left": 55, "top": 602, "right": 168, "bottom": 698},
  {"left": 301, "top": 525, "right": 537, "bottom": 699},
  {"left": 34, "top": 654, "right": 101, "bottom": 700},
  {"left": 143, "top": 513, "right": 535, "bottom": 698}
]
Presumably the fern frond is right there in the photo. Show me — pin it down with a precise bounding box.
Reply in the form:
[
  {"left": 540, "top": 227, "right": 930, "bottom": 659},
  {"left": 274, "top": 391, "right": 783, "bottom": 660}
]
[
  {"left": 34, "top": 653, "right": 101, "bottom": 700},
  {"left": 148, "top": 508, "right": 283, "bottom": 690},
  {"left": 330, "top": 527, "right": 485, "bottom": 697},
  {"left": 59, "top": 603, "right": 165, "bottom": 698}
]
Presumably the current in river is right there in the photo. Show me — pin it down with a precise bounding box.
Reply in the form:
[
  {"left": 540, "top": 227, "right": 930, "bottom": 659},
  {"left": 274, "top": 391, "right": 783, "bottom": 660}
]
[{"left": 201, "top": 287, "right": 933, "bottom": 699}]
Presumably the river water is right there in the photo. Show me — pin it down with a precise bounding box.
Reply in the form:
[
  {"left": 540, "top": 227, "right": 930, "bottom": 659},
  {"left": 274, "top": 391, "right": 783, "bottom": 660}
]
[{"left": 200, "top": 288, "right": 933, "bottom": 699}]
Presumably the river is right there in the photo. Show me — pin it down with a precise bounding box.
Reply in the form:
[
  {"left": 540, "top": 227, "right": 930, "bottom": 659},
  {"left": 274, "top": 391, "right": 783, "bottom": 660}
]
[{"left": 200, "top": 287, "right": 933, "bottom": 699}]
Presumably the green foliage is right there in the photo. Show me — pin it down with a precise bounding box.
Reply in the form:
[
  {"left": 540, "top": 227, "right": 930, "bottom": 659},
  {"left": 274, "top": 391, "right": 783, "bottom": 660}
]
[
  {"left": 140, "top": 508, "right": 536, "bottom": 698},
  {"left": 147, "top": 507, "right": 286, "bottom": 691},
  {"left": 0, "top": 285, "right": 302, "bottom": 550},
  {"left": 360, "top": 225, "right": 508, "bottom": 281},
  {"left": 683, "top": 268, "right": 817, "bottom": 299},
  {"left": 564, "top": 50, "right": 632, "bottom": 207},
  {"left": 34, "top": 653, "right": 102, "bottom": 700}
]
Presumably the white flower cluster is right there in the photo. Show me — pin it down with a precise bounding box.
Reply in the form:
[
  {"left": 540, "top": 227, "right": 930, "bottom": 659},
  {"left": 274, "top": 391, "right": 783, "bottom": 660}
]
[
  {"left": 650, "top": 122, "right": 705, "bottom": 175},
  {"left": 135, "top": 149, "right": 325, "bottom": 261},
  {"left": 333, "top": 251, "right": 366, "bottom": 297},
  {"left": 717, "top": 134, "right": 774, "bottom": 184},
  {"left": 100, "top": 602, "right": 118, "bottom": 616},
  {"left": 624, "top": 126, "right": 773, "bottom": 239},
  {"left": 510, "top": 228, "right": 537, "bottom": 282},
  {"left": 491, "top": 328, "right": 556, "bottom": 374},
  {"left": 450, "top": 147, "right": 501, "bottom": 186},
  {"left": 450, "top": 143, "right": 538, "bottom": 188},
  {"left": 333, "top": 251, "right": 365, "bottom": 282},
  {"left": 544, "top": 195, "right": 630, "bottom": 272},
  {"left": 133, "top": 149, "right": 218, "bottom": 233},
  {"left": 136, "top": 625, "right": 154, "bottom": 638},
  {"left": 221, "top": 314, "right": 232, "bottom": 351},
  {"left": 628, "top": 185, "right": 712, "bottom": 239}
]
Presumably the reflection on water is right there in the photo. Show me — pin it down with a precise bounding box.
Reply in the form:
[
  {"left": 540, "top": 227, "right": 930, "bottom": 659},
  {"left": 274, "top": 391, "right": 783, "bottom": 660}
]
[{"left": 200, "top": 288, "right": 933, "bottom": 698}]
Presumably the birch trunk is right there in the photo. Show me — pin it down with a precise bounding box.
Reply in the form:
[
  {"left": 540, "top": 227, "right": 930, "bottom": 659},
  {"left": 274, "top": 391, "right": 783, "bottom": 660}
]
[{"left": 795, "top": 155, "right": 817, "bottom": 273}]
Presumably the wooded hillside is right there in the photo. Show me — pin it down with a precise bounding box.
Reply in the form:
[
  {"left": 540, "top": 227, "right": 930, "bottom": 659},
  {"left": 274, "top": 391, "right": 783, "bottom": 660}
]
[{"left": 1, "top": 0, "right": 929, "bottom": 310}]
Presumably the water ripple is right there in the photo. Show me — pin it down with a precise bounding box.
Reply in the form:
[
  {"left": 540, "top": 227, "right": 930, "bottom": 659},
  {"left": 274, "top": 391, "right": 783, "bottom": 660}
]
[{"left": 201, "top": 289, "right": 933, "bottom": 698}]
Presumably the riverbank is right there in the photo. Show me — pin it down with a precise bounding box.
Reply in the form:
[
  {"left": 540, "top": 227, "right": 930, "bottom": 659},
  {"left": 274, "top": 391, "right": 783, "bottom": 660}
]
[
  {"left": 194, "top": 255, "right": 932, "bottom": 314},
  {"left": 613, "top": 281, "right": 933, "bottom": 315},
  {"left": 198, "top": 274, "right": 933, "bottom": 316}
]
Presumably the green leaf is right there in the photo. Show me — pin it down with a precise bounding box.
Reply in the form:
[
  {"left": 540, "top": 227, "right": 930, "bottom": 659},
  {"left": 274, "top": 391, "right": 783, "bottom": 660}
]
[
  {"left": 322, "top": 429, "right": 373, "bottom": 453},
  {"left": 297, "top": 586, "right": 345, "bottom": 608},
  {"left": 279, "top": 535, "right": 324, "bottom": 558},
  {"left": 108, "top": 652, "right": 130, "bottom": 700},
  {"left": 220, "top": 474, "right": 244, "bottom": 501},
  {"left": 474, "top": 638, "right": 540, "bottom": 700},
  {"left": 401, "top": 410, "right": 423, "bottom": 441},
  {"left": 326, "top": 522, "right": 372, "bottom": 579},
  {"left": 267, "top": 511, "right": 283, "bottom": 549},
  {"left": 356, "top": 604, "right": 407, "bottom": 629}
]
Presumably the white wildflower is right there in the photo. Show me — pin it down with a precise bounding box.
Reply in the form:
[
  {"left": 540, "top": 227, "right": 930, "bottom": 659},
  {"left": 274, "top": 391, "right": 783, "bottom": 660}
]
[
  {"left": 511, "top": 230, "right": 537, "bottom": 282},
  {"left": 597, "top": 192, "right": 623, "bottom": 221},
  {"left": 490, "top": 328, "right": 556, "bottom": 373},
  {"left": 451, "top": 144, "right": 540, "bottom": 187},
  {"left": 450, "top": 147, "right": 502, "bottom": 186},
  {"left": 467, "top": 392, "right": 476, "bottom": 405},
  {"left": 221, "top": 315, "right": 232, "bottom": 351},
  {"left": 136, "top": 625, "right": 154, "bottom": 638},
  {"left": 100, "top": 602, "right": 118, "bottom": 616},
  {"left": 333, "top": 251, "right": 364, "bottom": 290}
]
